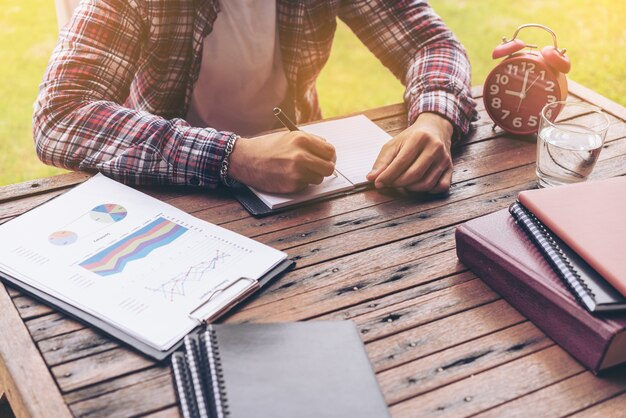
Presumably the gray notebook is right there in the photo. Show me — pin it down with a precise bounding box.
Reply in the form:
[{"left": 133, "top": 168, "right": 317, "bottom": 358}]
[
  {"left": 510, "top": 202, "right": 626, "bottom": 313},
  {"left": 171, "top": 321, "right": 390, "bottom": 418}
]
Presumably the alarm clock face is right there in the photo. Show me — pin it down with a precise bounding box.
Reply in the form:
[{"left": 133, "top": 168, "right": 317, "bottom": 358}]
[{"left": 484, "top": 54, "right": 566, "bottom": 135}]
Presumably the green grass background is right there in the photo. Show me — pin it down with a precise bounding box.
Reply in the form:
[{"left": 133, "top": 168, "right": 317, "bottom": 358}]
[{"left": 1, "top": 0, "right": 625, "bottom": 186}]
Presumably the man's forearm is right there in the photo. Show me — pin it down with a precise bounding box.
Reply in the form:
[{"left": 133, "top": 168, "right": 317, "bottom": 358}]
[
  {"left": 403, "top": 39, "right": 477, "bottom": 142},
  {"left": 34, "top": 0, "right": 232, "bottom": 188}
]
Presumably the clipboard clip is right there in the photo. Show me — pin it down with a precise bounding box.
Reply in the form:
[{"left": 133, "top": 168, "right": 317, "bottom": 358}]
[{"left": 188, "top": 277, "right": 259, "bottom": 325}]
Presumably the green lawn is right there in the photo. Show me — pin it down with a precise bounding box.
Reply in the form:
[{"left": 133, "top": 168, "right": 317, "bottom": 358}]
[{"left": 1, "top": 0, "right": 625, "bottom": 186}]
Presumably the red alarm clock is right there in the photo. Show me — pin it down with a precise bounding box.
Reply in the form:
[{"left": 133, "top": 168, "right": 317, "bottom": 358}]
[{"left": 483, "top": 24, "right": 570, "bottom": 135}]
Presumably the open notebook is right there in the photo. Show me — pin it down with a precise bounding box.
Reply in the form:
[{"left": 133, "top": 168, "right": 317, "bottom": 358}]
[{"left": 233, "top": 115, "right": 392, "bottom": 215}]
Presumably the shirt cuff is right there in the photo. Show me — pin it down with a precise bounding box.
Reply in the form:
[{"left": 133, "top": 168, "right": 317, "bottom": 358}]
[{"left": 171, "top": 125, "right": 234, "bottom": 188}]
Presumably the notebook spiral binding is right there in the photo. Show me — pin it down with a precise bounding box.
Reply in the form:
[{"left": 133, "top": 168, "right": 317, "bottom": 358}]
[
  {"left": 509, "top": 202, "right": 596, "bottom": 311},
  {"left": 172, "top": 352, "right": 199, "bottom": 418},
  {"left": 205, "top": 325, "right": 229, "bottom": 418},
  {"left": 184, "top": 335, "right": 209, "bottom": 418}
]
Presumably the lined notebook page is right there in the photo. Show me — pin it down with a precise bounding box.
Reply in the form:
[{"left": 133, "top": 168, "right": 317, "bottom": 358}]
[
  {"left": 302, "top": 115, "right": 392, "bottom": 185},
  {"left": 250, "top": 172, "right": 353, "bottom": 209},
  {"left": 248, "top": 115, "right": 392, "bottom": 209}
]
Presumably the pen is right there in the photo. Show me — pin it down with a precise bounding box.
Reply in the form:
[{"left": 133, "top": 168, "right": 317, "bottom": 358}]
[
  {"left": 273, "top": 107, "right": 338, "bottom": 178},
  {"left": 272, "top": 107, "right": 299, "bottom": 131}
]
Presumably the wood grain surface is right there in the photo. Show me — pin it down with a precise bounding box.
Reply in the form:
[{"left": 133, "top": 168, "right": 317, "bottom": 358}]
[{"left": 0, "top": 80, "right": 625, "bottom": 417}]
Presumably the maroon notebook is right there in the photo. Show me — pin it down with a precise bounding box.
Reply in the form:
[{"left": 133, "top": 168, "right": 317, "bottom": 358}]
[{"left": 455, "top": 209, "right": 626, "bottom": 374}]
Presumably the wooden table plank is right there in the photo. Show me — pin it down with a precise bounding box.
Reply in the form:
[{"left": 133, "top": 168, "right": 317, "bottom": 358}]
[
  {"left": 63, "top": 367, "right": 168, "bottom": 405},
  {"left": 343, "top": 279, "right": 499, "bottom": 343},
  {"left": 52, "top": 348, "right": 154, "bottom": 393},
  {"left": 570, "top": 392, "right": 626, "bottom": 418},
  {"left": 5, "top": 286, "right": 20, "bottom": 298},
  {"left": 11, "top": 295, "right": 55, "bottom": 320},
  {"left": 68, "top": 372, "right": 176, "bottom": 418},
  {"left": 366, "top": 300, "right": 525, "bottom": 373},
  {"left": 228, "top": 243, "right": 463, "bottom": 322},
  {"left": 378, "top": 321, "right": 553, "bottom": 405},
  {"left": 38, "top": 328, "right": 119, "bottom": 367},
  {"left": 0, "top": 172, "right": 89, "bottom": 204},
  {"left": 569, "top": 79, "right": 626, "bottom": 120},
  {"left": 0, "top": 190, "right": 71, "bottom": 223},
  {"left": 0, "top": 283, "right": 72, "bottom": 418},
  {"left": 141, "top": 407, "right": 181, "bottom": 418},
  {"left": 474, "top": 366, "right": 626, "bottom": 418},
  {"left": 389, "top": 346, "right": 583, "bottom": 417},
  {"left": 26, "top": 313, "right": 84, "bottom": 342}
]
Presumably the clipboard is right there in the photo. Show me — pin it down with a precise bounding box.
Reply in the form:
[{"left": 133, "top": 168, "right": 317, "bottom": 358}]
[{"left": 0, "top": 258, "right": 294, "bottom": 361}]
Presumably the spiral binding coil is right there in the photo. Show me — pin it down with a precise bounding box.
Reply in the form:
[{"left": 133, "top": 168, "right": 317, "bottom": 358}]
[
  {"left": 184, "top": 335, "right": 209, "bottom": 418},
  {"left": 205, "top": 325, "right": 230, "bottom": 418},
  {"left": 509, "top": 202, "right": 596, "bottom": 308},
  {"left": 171, "top": 353, "right": 198, "bottom": 418}
]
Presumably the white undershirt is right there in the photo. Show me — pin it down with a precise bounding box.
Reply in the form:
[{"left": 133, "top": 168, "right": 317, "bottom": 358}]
[{"left": 186, "top": 0, "right": 288, "bottom": 136}]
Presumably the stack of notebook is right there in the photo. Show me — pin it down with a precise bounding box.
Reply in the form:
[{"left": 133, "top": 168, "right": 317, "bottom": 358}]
[{"left": 456, "top": 177, "right": 626, "bottom": 374}]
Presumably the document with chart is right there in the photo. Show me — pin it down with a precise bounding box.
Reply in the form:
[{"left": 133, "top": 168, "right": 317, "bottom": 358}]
[{"left": 0, "top": 174, "right": 290, "bottom": 359}]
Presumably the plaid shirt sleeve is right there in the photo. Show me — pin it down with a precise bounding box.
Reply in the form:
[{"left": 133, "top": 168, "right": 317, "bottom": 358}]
[
  {"left": 32, "top": 0, "right": 232, "bottom": 188},
  {"left": 339, "top": 0, "right": 478, "bottom": 140}
]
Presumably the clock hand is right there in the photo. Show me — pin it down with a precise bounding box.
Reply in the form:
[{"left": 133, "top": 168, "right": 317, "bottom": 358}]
[
  {"left": 524, "top": 74, "right": 542, "bottom": 95},
  {"left": 517, "top": 71, "right": 530, "bottom": 112},
  {"left": 505, "top": 89, "right": 523, "bottom": 97},
  {"left": 519, "top": 71, "right": 530, "bottom": 97}
]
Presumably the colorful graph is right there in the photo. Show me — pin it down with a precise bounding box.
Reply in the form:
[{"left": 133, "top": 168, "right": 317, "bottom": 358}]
[
  {"left": 90, "top": 204, "right": 128, "bottom": 223},
  {"left": 147, "top": 250, "right": 231, "bottom": 301},
  {"left": 48, "top": 231, "right": 78, "bottom": 246},
  {"left": 80, "top": 217, "right": 187, "bottom": 277}
]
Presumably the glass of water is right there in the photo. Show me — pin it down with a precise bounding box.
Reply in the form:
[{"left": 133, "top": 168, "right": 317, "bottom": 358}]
[{"left": 536, "top": 101, "right": 610, "bottom": 188}]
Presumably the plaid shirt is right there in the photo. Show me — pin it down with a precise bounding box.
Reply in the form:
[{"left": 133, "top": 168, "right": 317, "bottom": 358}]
[{"left": 33, "top": 0, "right": 477, "bottom": 188}]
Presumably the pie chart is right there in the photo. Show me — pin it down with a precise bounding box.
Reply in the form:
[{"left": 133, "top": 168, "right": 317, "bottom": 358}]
[
  {"left": 49, "top": 231, "right": 78, "bottom": 246},
  {"left": 90, "top": 204, "right": 128, "bottom": 223}
]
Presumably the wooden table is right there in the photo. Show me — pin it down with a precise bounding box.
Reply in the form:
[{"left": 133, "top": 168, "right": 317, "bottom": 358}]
[{"left": 2, "top": 81, "right": 626, "bottom": 418}]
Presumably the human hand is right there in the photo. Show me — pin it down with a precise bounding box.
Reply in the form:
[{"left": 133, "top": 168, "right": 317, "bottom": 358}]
[
  {"left": 228, "top": 131, "right": 336, "bottom": 194},
  {"left": 366, "top": 112, "right": 454, "bottom": 193}
]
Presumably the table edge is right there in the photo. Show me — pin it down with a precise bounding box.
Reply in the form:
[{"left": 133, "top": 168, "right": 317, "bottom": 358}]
[{"left": 0, "top": 283, "right": 72, "bottom": 418}]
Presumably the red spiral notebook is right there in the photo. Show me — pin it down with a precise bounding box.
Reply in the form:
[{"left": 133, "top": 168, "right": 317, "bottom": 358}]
[{"left": 518, "top": 177, "right": 626, "bottom": 297}]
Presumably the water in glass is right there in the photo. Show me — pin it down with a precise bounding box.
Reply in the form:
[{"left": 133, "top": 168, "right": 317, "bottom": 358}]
[{"left": 536, "top": 125, "right": 603, "bottom": 187}]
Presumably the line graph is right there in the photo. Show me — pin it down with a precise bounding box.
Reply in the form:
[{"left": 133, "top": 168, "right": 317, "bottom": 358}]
[{"left": 146, "top": 249, "right": 231, "bottom": 301}]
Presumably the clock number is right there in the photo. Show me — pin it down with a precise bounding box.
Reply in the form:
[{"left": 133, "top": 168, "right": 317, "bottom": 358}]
[
  {"left": 520, "top": 62, "right": 536, "bottom": 73},
  {"left": 545, "top": 109, "right": 554, "bottom": 119},
  {"left": 528, "top": 115, "right": 538, "bottom": 127},
  {"left": 495, "top": 74, "right": 509, "bottom": 85},
  {"left": 547, "top": 95, "right": 557, "bottom": 103},
  {"left": 539, "top": 71, "right": 546, "bottom": 81},
  {"left": 545, "top": 81, "right": 555, "bottom": 92},
  {"left": 489, "top": 84, "right": 500, "bottom": 95},
  {"left": 491, "top": 97, "right": 502, "bottom": 109},
  {"left": 512, "top": 117, "right": 523, "bottom": 128},
  {"left": 501, "top": 109, "right": 511, "bottom": 120},
  {"left": 507, "top": 65, "right": 519, "bottom": 76}
]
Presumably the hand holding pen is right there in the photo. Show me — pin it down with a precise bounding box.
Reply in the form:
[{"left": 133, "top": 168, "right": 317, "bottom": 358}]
[
  {"left": 225, "top": 109, "right": 337, "bottom": 194},
  {"left": 273, "top": 107, "right": 338, "bottom": 178}
]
